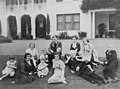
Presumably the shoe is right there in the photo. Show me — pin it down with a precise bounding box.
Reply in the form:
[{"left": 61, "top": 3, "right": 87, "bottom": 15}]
[
  {"left": 12, "top": 81, "right": 15, "bottom": 85},
  {"left": 71, "top": 70, "right": 75, "bottom": 74},
  {"left": 0, "top": 78, "right": 2, "bottom": 81},
  {"left": 97, "top": 81, "right": 103, "bottom": 86},
  {"left": 91, "top": 80, "right": 96, "bottom": 84},
  {"left": 62, "top": 80, "right": 67, "bottom": 84}
]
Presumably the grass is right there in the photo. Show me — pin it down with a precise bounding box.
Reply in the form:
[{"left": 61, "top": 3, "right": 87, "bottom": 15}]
[{"left": 0, "top": 55, "right": 120, "bottom": 89}]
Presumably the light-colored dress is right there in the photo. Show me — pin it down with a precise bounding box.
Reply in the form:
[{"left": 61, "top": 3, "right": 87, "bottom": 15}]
[
  {"left": 83, "top": 43, "right": 102, "bottom": 64},
  {"left": 2, "top": 60, "right": 17, "bottom": 76},
  {"left": 25, "top": 48, "right": 39, "bottom": 67},
  {"left": 48, "top": 59, "right": 65, "bottom": 83},
  {"left": 37, "top": 62, "right": 49, "bottom": 77}
]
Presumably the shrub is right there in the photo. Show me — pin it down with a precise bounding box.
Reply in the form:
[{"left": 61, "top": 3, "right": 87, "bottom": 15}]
[
  {"left": 59, "top": 32, "right": 68, "bottom": 39},
  {"left": 0, "top": 35, "right": 12, "bottom": 43},
  {"left": 78, "top": 32, "right": 87, "bottom": 39},
  {"left": 25, "top": 34, "right": 33, "bottom": 40},
  {"left": 115, "top": 25, "right": 120, "bottom": 38},
  {"left": 108, "top": 31, "right": 115, "bottom": 38},
  {"left": 45, "top": 35, "right": 51, "bottom": 40}
]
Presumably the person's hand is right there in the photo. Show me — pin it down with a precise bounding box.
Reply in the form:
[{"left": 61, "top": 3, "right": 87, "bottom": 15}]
[
  {"left": 76, "top": 66, "right": 80, "bottom": 71},
  {"left": 29, "top": 73, "right": 32, "bottom": 75}
]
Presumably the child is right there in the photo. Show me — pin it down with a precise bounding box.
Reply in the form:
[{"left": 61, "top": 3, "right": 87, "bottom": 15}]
[
  {"left": 37, "top": 56, "right": 49, "bottom": 78},
  {"left": 40, "top": 49, "right": 49, "bottom": 64},
  {"left": 0, "top": 56, "right": 17, "bottom": 80}
]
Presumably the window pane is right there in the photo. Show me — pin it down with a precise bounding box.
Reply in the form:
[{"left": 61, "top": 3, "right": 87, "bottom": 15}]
[
  {"left": 73, "top": 22, "right": 80, "bottom": 30},
  {"left": 58, "top": 23, "right": 64, "bottom": 30},
  {"left": 19, "top": 0, "right": 23, "bottom": 4},
  {"left": 6, "top": 0, "right": 10, "bottom": 6},
  {"left": 24, "top": 0, "right": 28, "bottom": 4},
  {"left": 74, "top": 14, "right": 80, "bottom": 22},
  {"left": 65, "top": 15, "right": 71, "bottom": 22},
  {"left": 28, "top": 0, "right": 32, "bottom": 4},
  {"left": 109, "top": 14, "right": 115, "bottom": 30},
  {"left": 57, "top": 15, "right": 63, "bottom": 22},
  {"left": 65, "top": 23, "right": 71, "bottom": 30},
  {"left": 56, "top": 0, "right": 63, "bottom": 2}
]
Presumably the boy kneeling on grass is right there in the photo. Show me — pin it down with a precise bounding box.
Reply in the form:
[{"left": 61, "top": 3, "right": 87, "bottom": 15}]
[{"left": 0, "top": 56, "right": 17, "bottom": 80}]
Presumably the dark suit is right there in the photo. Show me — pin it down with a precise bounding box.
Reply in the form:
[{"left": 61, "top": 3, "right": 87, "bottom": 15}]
[
  {"left": 66, "top": 57, "right": 104, "bottom": 84},
  {"left": 48, "top": 40, "right": 62, "bottom": 67},
  {"left": 70, "top": 42, "right": 81, "bottom": 52},
  {"left": 15, "top": 59, "right": 36, "bottom": 84},
  {"left": 103, "top": 50, "right": 118, "bottom": 79}
]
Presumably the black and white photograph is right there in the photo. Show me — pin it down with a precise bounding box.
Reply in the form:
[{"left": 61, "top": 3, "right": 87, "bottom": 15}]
[{"left": 0, "top": 0, "right": 120, "bottom": 89}]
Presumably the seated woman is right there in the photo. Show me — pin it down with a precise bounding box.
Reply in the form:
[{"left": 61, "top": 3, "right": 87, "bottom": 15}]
[
  {"left": 82, "top": 38, "right": 103, "bottom": 69},
  {"left": 48, "top": 53, "right": 66, "bottom": 84},
  {"left": 25, "top": 43, "right": 39, "bottom": 68},
  {"left": 65, "top": 51, "right": 105, "bottom": 85},
  {"left": 14, "top": 53, "right": 37, "bottom": 84},
  {"left": 103, "top": 44, "right": 119, "bottom": 83},
  {"left": 70, "top": 37, "right": 81, "bottom": 54}
]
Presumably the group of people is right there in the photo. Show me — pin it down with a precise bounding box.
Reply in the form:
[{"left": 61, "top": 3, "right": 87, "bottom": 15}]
[{"left": 0, "top": 36, "right": 119, "bottom": 86}]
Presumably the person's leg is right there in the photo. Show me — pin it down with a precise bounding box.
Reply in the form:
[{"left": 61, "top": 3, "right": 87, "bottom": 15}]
[
  {"left": 0, "top": 74, "right": 9, "bottom": 80},
  {"left": 89, "top": 72, "right": 104, "bottom": 81},
  {"left": 80, "top": 73, "right": 97, "bottom": 84}
]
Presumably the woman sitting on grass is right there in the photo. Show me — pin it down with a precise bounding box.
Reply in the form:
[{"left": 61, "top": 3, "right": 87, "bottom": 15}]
[
  {"left": 103, "top": 44, "right": 120, "bottom": 83},
  {"left": 48, "top": 53, "right": 67, "bottom": 84},
  {"left": 14, "top": 53, "right": 37, "bottom": 84},
  {"left": 0, "top": 56, "right": 17, "bottom": 80}
]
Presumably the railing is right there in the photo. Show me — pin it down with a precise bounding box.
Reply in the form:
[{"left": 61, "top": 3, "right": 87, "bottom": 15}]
[{"left": 5, "top": 3, "right": 47, "bottom": 13}]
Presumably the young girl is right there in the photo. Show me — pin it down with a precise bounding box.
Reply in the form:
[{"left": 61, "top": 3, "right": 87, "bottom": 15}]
[
  {"left": 37, "top": 55, "right": 49, "bottom": 78},
  {"left": 48, "top": 53, "right": 66, "bottom": 84},
  {"left": 0, "top": 56, "right": 17, "bottom": 80}
]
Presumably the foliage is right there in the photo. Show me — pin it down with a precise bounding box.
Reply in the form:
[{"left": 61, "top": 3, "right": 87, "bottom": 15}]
[
  {"left": 0, "top": 35, "right": 12, "bottom": 43},
  {"left": 45, "top": 35, "right": 51, "bottom": 40},
  {"left": 108, "top": 31, "right": 115, "bottom": 38},
  {"left": 46, "top": 14, "right": 50, "bottom": 35},
  {"left": 78, "top": 31, "right": 87, "bottom": 39},
  {"left": 81, "top": 0, "right": 120, "bottom": 12},
  {"left": 53, "top": 32, "right": 79, "bottom": 40}
]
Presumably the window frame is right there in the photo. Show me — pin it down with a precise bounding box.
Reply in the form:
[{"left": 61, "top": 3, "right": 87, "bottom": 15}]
[{"left": 57, "top": 13, "right": 80, "bottom": 31}]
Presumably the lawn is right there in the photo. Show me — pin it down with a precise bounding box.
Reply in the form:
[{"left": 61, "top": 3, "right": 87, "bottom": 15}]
[
  {"left": 0, "top": 55, "right": 120, "bottom": 89},
  {"left": 0, "top": 39, "right": 120, "bottom": 89}
]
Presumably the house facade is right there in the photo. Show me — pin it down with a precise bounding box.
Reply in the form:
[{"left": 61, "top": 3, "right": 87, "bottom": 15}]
[{"left": 0, "top": 0, "right": 117, "bottom": 39}]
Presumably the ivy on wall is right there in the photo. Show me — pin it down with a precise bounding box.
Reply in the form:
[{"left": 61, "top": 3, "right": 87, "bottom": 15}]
[{"left": 81, "top": 0, "right": 120, "bottom": 12}]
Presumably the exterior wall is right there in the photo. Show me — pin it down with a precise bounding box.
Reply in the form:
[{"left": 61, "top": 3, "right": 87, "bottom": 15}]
[
  {"left": 47, "top": 0, "right": 91, "bottom": 38},
  {"left": 0, "top": 0, "right": 93, "bottom": 39}
]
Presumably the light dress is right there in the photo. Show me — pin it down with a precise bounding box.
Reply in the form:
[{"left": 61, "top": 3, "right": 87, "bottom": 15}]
[
  {"left": 48, "top": 59, "right": 65, "bottom": 83},
  {"left": 2, "top": 60, "right": 16, "bottom": 76},
  {"left": 37, "top": 62, "right": 49, "bottom": 77}
]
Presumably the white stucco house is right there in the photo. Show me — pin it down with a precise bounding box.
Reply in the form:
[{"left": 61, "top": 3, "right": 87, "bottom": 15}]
[{"left": 0, "top": 0, "right": 117, "bottom": 39}]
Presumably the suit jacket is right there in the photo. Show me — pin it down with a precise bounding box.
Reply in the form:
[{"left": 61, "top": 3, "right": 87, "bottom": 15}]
[
  {"left": 20, "top": 59, "right": 36, "bottom": 75},
  {"left": 49, "top": 41, "right": 62, "bottom": 53},
  {"left": 105, "top": 50, "right": 118, "bottom": 67}
]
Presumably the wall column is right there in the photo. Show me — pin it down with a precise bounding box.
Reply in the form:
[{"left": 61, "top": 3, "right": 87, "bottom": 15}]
[
  {"left": 91, "top": 11, "right": 96, "bottom": 39},
  {"left": 1, "top": 17, "right": 7, "bottom": 36},
  {"left": 31, "top": 17, "right": 36, "bottom": 39},
  {"left": 16, "top": 16, "right": 21, "bottom": 35}
]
